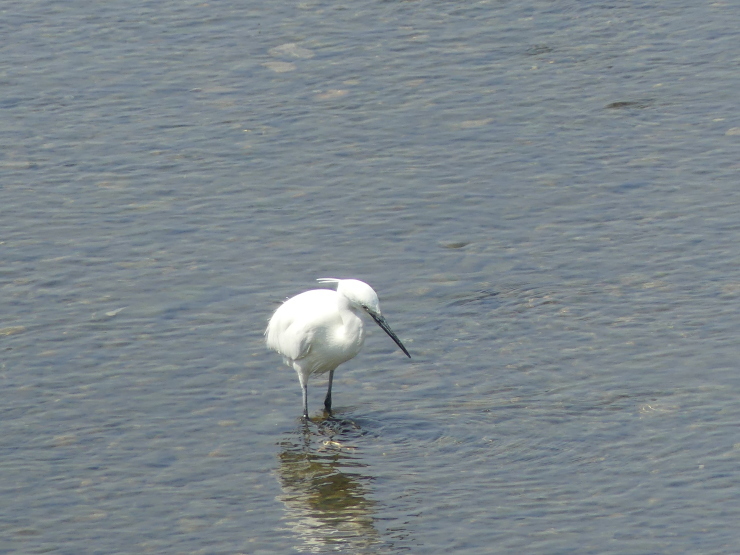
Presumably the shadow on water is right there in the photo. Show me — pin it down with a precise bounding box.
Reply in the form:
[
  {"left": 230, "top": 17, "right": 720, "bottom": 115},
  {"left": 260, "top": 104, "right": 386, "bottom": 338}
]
[{"left": 275, "top": 412, "right": 387, "bottom": 554}]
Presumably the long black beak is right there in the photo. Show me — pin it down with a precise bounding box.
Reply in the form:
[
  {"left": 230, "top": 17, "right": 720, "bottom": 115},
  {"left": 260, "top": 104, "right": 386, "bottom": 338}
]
[{"left": 367, "top": 310, "right": 411, "bottom": 358}]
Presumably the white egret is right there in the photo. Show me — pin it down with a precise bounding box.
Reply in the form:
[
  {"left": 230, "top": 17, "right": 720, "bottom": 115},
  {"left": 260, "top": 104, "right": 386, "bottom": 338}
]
[{"left": 266, "top": 278, "right": 410, "bottom": 418}]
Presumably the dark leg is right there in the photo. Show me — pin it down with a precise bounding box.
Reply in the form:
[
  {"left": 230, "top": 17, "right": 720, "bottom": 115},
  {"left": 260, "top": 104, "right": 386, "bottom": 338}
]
[
  {"left": 324, "top": 369, "right": 334, "bottom": 413},
  {"left": 300, "top": 378, "right": 309, "bottom": 419}
]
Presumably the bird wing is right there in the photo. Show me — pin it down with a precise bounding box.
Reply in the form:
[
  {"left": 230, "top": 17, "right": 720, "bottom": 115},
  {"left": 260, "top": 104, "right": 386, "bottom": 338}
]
[{"left": 265, "top": 289, "right": 338, "bottom": 362}]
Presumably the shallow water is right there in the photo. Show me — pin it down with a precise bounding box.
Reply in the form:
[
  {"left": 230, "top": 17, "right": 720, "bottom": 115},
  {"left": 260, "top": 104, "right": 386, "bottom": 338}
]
[{"left": 3, "top": 0, "right": 740, "bottom": 553}]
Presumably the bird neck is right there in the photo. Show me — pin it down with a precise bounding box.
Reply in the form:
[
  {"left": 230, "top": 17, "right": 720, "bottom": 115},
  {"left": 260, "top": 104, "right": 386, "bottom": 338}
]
[{"left": 337, "top": 295, "right": 365, "bottom": 339}]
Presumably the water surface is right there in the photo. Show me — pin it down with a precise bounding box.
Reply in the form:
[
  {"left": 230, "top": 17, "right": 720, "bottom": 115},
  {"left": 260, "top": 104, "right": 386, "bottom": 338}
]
[{"left": 2, "top": 0, "right": 740, "bottom": 553}]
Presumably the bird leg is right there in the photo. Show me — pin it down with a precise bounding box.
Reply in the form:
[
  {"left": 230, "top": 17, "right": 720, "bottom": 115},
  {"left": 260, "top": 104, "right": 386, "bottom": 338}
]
[
  {"left": 324, "top": 369, "right": 334, "bottom": 413},
  {"left": 299, "top": 377, "right": 309, "bottom": 419}
]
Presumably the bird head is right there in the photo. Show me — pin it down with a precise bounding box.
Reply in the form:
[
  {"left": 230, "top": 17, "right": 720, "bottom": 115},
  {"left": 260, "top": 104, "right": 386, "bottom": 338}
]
[
  {"left": 318, "top": 278, "right": 381, "bottom": 313},
  {"left": 317, "top": 278, "right": 410, "bottom": 358}
]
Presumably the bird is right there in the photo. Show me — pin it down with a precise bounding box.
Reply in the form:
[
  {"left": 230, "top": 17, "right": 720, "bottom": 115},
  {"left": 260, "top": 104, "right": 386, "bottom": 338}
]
[{"left": 266, "top": 278, "right": 410, "bottom": 418}]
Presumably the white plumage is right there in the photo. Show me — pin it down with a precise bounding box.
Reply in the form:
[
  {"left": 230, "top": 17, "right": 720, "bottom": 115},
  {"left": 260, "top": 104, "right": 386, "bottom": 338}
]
[{"left": 266, "top": 278, "right": 410, "bottom": 418}]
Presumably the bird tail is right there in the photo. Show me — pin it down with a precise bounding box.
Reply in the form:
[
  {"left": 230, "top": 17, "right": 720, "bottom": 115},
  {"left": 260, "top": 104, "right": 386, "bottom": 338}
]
[{"left": 317, "top": 278, "right": 341, "bottom": 286}]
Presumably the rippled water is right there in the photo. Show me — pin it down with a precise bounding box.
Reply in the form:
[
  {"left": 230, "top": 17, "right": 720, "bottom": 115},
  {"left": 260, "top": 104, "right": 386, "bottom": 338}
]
[{"left": 3, "top": 0, "right": 740, "bottom": 553}]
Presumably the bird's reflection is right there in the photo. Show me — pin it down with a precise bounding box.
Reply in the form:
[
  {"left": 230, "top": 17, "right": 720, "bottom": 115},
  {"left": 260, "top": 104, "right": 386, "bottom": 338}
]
[{"left": 275, "top": 413, "right": 381, "bottom": 553}]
